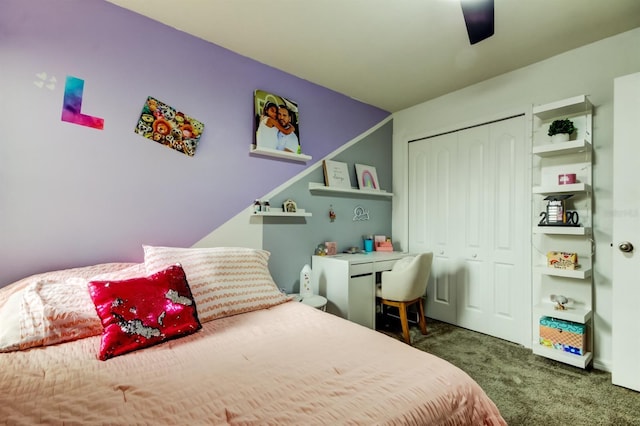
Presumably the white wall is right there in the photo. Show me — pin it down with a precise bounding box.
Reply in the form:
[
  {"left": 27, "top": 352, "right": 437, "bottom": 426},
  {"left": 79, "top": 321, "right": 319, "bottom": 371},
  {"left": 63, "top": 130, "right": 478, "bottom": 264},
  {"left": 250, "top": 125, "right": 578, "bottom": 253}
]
[{"left": 392, "top": 27, "right": 640, "bottom": 371}]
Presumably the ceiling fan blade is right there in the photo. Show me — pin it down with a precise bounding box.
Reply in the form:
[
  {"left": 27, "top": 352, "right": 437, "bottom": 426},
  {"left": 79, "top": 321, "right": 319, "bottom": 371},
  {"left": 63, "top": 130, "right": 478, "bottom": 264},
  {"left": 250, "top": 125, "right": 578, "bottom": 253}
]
[{"left": 460, "top": 0, "right": 494, "bottom": 45}]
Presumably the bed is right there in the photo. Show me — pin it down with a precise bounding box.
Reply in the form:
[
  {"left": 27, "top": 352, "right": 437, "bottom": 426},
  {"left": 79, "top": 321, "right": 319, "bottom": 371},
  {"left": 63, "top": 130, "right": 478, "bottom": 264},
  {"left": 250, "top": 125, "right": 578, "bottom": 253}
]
[{"left": 0, "top": 246, "right": 506, "bottom": 425}]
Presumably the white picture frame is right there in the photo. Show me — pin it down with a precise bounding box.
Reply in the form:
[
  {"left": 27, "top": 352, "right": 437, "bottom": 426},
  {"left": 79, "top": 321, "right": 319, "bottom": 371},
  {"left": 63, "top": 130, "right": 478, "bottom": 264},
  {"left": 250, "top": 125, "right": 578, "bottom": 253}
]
[
  {"left": 283, "top": 199, "right": 297, "bottom": 213},
  {"left": 323, "top": 160, "right": 352, "bottom": 189},
  {"left": 355, "top": 164, "right": 380, "bottom": 191}
]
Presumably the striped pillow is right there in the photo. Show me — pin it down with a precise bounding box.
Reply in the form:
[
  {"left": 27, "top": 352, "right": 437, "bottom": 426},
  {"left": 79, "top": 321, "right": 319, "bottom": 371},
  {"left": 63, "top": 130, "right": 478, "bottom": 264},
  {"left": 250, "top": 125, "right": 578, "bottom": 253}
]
[{"left": 143, "top": 246, "right": 291, "bottom": 323}]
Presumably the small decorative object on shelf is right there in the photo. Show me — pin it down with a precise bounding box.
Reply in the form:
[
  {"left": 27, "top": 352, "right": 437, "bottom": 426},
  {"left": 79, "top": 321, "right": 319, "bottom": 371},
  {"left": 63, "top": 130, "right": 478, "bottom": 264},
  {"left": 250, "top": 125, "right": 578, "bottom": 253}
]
[
  {"left": 315, "top": 243, "right": 327, "bottom": 256},
  {"left": 354, "top": 164, "right": 380, "bottom": 191},
  {"left": 548, "top": 119, "right": 576, "bottom": 143},
  {"left": 282, "top": 199, "right": 297, "bottom": 213},
  {"left": 539, "top": 194, "right": 577, "bottom": 226},
  {"left": 253, "top": 199, "right": 262, "bottom": 214},
  {"left": 558, "top": 173, "right": 577, "bottom": 185},
  {"left": 550, "top": 294, "right": 569, "bottom": 310},
  {"left": 262, "top": 200, "right": 270, "bottom": 212},
  {"left": 325, "top": 242, "right": 337, "bottom": 255},
  {"left": 323, "top": 160, "right": 352, "bottom": 189},
  {"left": 565, "top": 211, "right": 579, "bottom": 225},
  {"left": 547, "top": 252, "right": 578, "bottom": 270}
]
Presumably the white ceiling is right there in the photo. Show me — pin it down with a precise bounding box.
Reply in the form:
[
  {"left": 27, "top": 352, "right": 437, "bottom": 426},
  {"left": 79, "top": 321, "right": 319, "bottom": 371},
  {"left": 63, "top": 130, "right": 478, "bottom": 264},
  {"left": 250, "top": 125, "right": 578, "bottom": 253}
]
[{"left": 106, "top": 0, "right": 640, "bottom": 112}]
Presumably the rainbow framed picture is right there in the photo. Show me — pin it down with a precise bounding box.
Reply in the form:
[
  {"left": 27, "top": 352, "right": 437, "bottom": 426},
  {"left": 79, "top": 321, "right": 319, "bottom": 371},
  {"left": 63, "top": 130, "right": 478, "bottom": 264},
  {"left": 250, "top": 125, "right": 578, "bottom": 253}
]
[{"left": 355, "top": 164, "right": 380, "bottom": 191}]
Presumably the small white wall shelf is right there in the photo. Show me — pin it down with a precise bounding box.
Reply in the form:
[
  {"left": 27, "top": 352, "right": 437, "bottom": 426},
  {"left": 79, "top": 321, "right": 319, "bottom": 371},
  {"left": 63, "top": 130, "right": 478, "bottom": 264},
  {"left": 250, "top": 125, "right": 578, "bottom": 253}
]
[
  {"left": 533, "top": 226, "right": 591, "bottom": 235},
  {"left": 308, "top": 182, "right": 393, "bottom": 198},
  {"left": 251, "top": 207, "right": 312, "bottom": 217},
  {"left": 533, "top": 304, "right": 593, "bottom": 325},
  {"left": 532, "top": 95, "right": 592, "bottom": 121},
  {"left": 532, "top": 343, "right": 593, "bottom": 369},
  {"left": 535, "top": 265, "right": 592, "bottom": 280},
  {"left": 532, "top": 183, "right": 591, "bottom": 194},
  {"left": 249, "top": 145, "right": 312, "bottom": 163},
  {"left": 532, "top": 139, "right": 591, "bottom": 157}
]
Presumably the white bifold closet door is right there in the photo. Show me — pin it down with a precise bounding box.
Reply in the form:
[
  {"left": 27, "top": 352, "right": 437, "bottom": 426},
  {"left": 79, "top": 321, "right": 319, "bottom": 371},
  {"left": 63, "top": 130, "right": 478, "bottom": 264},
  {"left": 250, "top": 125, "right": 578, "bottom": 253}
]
[{"left": 408, "top": 116, "right": 528, "bottom": 345}]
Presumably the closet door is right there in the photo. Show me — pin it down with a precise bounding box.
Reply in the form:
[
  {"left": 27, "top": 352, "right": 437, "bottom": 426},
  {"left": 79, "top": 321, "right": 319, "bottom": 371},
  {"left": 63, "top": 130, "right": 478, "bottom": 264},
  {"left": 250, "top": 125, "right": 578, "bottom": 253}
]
[
  {"left": 408, "top": 132, "right": 458, "bottom": 324},
  {"left": 408, "top": 116, "right": 527, "bottom": 345},
  {"left": 456, "top": 118, "right": 526, "bottom": 343},
  {"left": 456, "top": 125, "right": 493, "bottom": 332}
]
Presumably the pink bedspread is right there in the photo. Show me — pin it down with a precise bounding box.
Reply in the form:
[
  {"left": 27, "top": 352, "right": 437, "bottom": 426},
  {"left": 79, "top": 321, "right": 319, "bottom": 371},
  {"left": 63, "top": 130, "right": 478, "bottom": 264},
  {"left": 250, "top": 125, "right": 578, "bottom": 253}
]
[{"left": 0, "top": 301, "right": 505, "bottom": 425}]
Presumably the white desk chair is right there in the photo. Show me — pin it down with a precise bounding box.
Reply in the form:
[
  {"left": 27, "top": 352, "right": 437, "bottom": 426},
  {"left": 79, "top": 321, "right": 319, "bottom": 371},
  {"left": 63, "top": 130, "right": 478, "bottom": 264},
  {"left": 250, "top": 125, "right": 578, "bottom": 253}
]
[{"left": 376, "top": 252, "right": 433, "bottom": 344}]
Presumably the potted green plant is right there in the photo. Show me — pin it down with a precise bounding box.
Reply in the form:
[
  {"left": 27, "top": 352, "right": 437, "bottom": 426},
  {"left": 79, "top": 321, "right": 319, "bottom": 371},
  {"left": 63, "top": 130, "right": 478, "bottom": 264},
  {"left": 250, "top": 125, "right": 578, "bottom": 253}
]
[{"left": 548, "top": 119, "right": 576, "bottom": 142}]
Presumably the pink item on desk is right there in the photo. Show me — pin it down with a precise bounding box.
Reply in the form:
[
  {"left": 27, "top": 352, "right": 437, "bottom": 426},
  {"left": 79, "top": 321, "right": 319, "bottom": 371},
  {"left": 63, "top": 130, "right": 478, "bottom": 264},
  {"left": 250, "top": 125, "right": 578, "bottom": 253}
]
[{"left": 376, "top": 241, "right": 393, "bottom": 252}]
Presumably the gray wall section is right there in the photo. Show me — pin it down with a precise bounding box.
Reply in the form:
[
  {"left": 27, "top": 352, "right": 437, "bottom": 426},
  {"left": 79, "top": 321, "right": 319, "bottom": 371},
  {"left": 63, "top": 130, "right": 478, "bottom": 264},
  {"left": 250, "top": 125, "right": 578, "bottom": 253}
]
[{"left": 264, "top": 121, "right": 393, "bottom": 292}]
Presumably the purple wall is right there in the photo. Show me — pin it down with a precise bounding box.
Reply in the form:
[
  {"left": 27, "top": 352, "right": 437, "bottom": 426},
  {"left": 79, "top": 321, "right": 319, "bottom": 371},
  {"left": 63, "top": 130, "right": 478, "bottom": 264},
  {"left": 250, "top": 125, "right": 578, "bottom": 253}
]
[{"left": 0, "top": 0, "right": 389, "bottom": 286}]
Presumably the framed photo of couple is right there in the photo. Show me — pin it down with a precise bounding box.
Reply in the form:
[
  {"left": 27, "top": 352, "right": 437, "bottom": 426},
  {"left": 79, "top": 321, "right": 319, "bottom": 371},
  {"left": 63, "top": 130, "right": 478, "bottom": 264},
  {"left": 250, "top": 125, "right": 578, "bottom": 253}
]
[{"left": 254, "top": 90, "right": 301, "bottom": 154}]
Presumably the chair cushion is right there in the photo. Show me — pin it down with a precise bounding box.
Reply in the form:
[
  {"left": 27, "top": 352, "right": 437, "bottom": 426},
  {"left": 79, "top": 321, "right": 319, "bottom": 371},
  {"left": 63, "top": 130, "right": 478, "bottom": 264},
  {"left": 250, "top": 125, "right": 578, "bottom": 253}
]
[{"left": 392, "top": 256, "right": 415, "bottom": 272}]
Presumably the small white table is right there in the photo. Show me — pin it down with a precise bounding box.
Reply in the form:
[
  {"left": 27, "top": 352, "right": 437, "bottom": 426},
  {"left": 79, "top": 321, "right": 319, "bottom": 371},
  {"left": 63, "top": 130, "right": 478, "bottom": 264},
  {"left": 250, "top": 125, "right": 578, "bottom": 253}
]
[{"left": 289, "top": 294, "right": 328, "bottom": 311}]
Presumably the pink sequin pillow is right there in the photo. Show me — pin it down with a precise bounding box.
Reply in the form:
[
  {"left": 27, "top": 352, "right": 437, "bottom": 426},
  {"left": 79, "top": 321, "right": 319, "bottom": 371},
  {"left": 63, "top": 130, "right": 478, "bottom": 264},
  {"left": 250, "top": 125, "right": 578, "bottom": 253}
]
[{"left": 87, "top": 264, "right": 201, "bottom": 361}]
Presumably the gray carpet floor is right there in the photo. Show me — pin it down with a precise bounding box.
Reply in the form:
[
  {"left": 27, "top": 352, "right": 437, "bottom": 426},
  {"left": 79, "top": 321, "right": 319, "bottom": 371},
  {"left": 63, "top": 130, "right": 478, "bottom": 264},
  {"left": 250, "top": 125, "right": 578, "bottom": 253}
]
[{"left": 377, "top": 316, "right": 640, "bottom": 425}]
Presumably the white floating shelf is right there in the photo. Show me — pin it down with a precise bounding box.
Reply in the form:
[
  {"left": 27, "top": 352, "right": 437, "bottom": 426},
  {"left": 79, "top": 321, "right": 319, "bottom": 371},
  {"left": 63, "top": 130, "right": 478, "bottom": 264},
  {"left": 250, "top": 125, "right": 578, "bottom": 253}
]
[
  {"left": 532, "top": 139, "right": 591, "bottom": 157},
  {"left": 533, "top": 304, "right": 592, "bottom": 324},
  {"left": 535, "top": 265, "right": 592, "bottom": 279},
  {"left": 532, "top": 183, "right": 590, "bottom": 194},
  {"left": 308, "top": 182, "right": 393, "bottom": 198},
  {"left": 532, "top": 343, "right": 592, "bottom": 369},
  {"left": 533, "top": 95, "right": 593, "bottom": 121},
  {"left": 251, "top": 207, "right": 311, "bottom": 217},
  {"left": 533, "top": 226, "right": 590, "bottom": 235},
  {"left": 249, "top": 145, "right": 311, "bottom": 163}
]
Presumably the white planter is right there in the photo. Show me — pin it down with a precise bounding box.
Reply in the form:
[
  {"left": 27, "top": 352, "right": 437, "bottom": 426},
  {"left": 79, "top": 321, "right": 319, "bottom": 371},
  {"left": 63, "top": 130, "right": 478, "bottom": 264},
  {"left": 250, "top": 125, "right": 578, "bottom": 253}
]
[{"left": 551, "top": 133, "right": 570, "bottom": 143}]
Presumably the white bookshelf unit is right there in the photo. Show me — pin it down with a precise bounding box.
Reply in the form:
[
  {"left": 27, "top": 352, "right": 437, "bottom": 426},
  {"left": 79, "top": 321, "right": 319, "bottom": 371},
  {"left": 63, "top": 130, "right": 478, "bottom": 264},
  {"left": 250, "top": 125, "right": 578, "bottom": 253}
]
[{"left": 531, "top": 95, "right": 594, "bottom": 369}]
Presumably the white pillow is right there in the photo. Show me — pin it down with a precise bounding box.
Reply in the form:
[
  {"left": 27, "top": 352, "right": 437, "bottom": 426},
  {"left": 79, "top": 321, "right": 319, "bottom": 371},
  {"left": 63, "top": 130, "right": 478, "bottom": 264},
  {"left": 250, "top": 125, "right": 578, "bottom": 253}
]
[
  {"left": 0, "top": 278, "right": 103, "bottom": 352},
  {"left": 0, "top": 263, "right": 144, "bottom": 352},
  {"left": 0, "top": 290, "right": 24, "bottom": 352},
  {"left": 90, "top": 263, "right": 146, "bottom": 281},
  {"left": 143, "top": 246, "right": 291, "bottom": 323}
]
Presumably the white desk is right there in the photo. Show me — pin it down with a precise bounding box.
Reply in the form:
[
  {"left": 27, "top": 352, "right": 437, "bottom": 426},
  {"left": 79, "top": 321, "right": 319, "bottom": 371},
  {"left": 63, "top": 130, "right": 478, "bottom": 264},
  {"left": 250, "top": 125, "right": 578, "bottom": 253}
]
[{"left": 311, "top": 252, "right": 413, "bottom": 329}]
